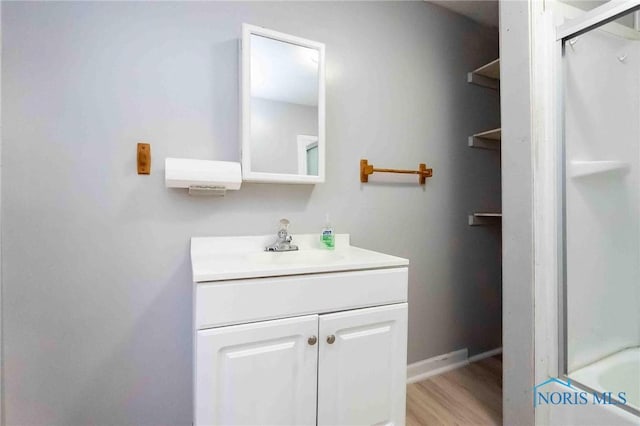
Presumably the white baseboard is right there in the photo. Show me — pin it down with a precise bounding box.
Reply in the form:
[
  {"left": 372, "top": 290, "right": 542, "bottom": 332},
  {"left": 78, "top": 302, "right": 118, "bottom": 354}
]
[
  {"left": 406, "top": 348, "right": 468, "bottom": 384},
  {"left": 407, "top": 347, "right": 502, "bottom": 384},
  {"left": 468, "top": 347, "right": 502, "bottom": 363}
]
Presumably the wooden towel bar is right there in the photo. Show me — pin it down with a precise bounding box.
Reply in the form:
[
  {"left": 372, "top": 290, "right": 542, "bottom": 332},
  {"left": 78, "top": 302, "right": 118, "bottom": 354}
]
[{"left": 360, "top": 159, "right": 433, "bottom": 185}]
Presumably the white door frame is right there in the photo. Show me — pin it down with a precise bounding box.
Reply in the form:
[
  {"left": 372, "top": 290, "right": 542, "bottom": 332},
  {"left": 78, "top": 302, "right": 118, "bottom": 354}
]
[{"left": 0, "top": 1, "right": 4, "bottom": 421}]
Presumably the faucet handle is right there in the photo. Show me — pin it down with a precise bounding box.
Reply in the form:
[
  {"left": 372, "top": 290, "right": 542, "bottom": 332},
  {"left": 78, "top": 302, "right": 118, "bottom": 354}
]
[{"left": 279, "top": 218, "right": 291, "bottom": 234}]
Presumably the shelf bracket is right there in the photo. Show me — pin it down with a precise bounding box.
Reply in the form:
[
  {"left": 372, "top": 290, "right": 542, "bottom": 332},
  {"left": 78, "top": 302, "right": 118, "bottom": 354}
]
[
  {"left": 468, "top": 135, "right": 500, "bottom": 150},
  {"left": 468, "top": 213, "right": 502, "bottom": 226},
  {"left": 467, "top": 72, "right": 499, "bottom": 90}
]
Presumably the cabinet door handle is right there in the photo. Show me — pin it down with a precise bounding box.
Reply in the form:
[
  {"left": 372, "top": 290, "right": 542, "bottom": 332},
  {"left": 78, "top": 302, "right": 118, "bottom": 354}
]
[
  {"left": 308, "top": 336, "right": 317, "bottom": 346},
  {"left": 327, "top": 334, "right": 336, "bottom": 344}
]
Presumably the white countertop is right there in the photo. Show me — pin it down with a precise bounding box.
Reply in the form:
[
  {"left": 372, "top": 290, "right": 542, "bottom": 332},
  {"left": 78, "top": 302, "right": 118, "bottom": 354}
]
[{"left": 190, "top": 234, "right": 409, "bottom": 282}]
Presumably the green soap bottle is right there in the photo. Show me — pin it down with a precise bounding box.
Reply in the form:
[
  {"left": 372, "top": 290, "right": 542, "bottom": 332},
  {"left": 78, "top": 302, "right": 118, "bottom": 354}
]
[{"left": 321, "top": 213, "right": 335, "bottom": 249}]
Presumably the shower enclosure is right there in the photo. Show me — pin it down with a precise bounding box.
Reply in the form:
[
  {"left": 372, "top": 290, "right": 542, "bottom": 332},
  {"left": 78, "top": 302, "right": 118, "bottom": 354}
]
[{"left": 561, "top": 1, "right": 640, "bottom": 417}]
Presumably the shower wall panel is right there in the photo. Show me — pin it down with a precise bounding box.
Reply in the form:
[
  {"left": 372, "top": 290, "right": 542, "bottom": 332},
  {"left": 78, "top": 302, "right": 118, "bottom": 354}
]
[{"left": 565, "top": 29, "right": 640, "bottom": 372}]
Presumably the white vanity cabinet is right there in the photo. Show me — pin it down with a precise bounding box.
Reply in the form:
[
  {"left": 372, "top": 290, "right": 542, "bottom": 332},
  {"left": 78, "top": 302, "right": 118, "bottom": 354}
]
[
  {"left": 317, "top": 304, "right": 407, "bottom": 426},
  {"left": 196, "top": 315, "right": 319, "bottom": 425},
  {"left": 191, "top": 234, "right": 409, "bottom": 426}
]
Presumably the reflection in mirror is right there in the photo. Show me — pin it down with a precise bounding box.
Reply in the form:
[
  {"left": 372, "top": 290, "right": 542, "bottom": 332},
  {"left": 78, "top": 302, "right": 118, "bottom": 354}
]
[
  {"left": 297, "top": 135, "right": 318, "bottom": 175},
  {"left": 250, "top": 34, "right": 319, "bottom": 175},
  {"left": 241, "top": 24, "right": 325, "bottom": 184}
]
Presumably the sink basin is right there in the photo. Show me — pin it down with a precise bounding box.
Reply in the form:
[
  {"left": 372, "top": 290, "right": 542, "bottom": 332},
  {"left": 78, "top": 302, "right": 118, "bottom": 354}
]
[{"left": 246, "top": 249, "right": 345, "bottom": 266}]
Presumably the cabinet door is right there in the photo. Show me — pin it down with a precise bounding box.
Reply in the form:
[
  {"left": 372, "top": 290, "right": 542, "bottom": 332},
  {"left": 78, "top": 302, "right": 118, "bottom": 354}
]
[
  {"left": 195, "top": 315, "right": 318, "bottom": 426},
  {"left": 318, "top": 303, "right": 408, "bottom": 426}
]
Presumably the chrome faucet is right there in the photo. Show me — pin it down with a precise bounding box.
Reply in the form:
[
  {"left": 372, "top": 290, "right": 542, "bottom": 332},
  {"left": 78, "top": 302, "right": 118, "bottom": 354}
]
[{"left": 265, "top": 219, "right": 299, "bottom": 252}]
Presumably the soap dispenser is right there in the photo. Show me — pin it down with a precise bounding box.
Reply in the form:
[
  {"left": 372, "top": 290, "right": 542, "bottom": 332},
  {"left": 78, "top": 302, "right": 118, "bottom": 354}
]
[{"left": 321, "top": 214, "right": 335, "bottom": 249}]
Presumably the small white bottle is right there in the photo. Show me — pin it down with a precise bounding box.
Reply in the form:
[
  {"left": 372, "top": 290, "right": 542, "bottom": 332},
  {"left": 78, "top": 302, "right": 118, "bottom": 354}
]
[{"left": 321, "top": 213, "right": 335, "bottom": 250}]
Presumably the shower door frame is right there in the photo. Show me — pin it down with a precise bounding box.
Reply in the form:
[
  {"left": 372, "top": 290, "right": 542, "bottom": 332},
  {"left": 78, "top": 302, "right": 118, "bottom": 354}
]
[{"left": 555, "top": 0, "right": 640, "bottom": 418}]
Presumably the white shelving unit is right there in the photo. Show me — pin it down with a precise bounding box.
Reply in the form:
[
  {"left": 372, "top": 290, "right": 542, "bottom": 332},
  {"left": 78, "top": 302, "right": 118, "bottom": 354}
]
[
  {"left": 469, "top": 127, "right": 501, "bottom": 150},
  {"left": 468, "top": 213, "right": 502, "bottom": 227},
  {"left": 467, "top": 58, "right": 500, "bottom": 90},
  {"left": 468, "top": 58, "right": 501, "bottom": 227}
]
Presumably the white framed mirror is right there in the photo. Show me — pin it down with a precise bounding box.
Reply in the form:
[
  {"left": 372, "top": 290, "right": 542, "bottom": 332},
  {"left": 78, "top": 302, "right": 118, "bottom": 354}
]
[{"left": 241, "top": 23, "right": 325, "bottom": 184}]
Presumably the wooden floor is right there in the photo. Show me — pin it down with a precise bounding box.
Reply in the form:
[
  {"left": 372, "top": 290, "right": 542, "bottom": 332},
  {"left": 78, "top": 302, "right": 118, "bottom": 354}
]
[{"left": 406, "top": 355, "right": 502, "bottom": 426}]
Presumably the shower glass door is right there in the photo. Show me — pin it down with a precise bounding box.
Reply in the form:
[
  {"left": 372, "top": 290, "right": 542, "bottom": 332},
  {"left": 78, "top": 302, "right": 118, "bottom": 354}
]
[{"left": 562, "top": 4, "right": 640, "bottom": 415}]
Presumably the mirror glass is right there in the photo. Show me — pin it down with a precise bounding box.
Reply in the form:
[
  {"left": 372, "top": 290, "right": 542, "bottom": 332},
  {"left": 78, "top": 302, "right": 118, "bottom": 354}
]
[{"left": 242, "top": 25, "right": 325, "bottom": 183}]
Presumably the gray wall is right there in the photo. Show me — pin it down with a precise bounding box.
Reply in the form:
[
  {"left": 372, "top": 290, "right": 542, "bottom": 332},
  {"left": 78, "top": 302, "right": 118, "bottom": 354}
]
[
  {"left": 1, "top": 2, "right": 500, "bottom": 424},
  {"left": 251, "top": 97, "right": 317, "bottom": 174}
]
